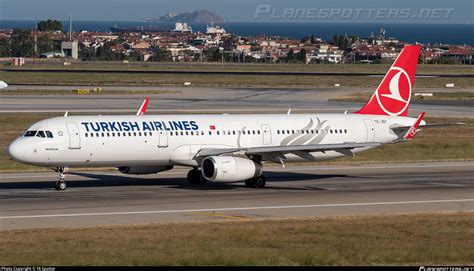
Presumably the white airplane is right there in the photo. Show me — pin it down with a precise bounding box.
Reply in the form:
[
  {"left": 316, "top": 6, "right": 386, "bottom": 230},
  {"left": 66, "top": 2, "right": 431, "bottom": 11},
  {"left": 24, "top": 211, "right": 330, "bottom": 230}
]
[
  {"left": 0, "top": 81, "right": 8, "bottom": 89},
  {"left": 8, "top": 45, "right": 431, "bottom": 191}
]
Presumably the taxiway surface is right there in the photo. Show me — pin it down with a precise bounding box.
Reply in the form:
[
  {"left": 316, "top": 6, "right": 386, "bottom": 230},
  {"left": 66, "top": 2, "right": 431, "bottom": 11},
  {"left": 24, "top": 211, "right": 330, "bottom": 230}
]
[{"left": 1, "top": 162, "right": 473, "bottom": 230}]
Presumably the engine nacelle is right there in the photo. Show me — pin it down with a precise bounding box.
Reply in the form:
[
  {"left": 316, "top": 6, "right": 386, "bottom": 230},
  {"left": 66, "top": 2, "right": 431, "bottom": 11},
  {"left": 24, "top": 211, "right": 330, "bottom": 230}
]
[
  {"left": 118, "top": 165, "right": 173, "bottom": 175},
  {"left": 201, "top": 156, "right": 262, "bottom": 181}
]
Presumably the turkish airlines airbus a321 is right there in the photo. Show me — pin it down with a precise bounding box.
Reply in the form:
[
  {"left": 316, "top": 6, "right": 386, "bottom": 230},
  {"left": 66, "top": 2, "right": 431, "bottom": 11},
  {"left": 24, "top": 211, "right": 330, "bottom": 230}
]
[{"left": 9, "top": 45, "right": 434, "bottom": 190}]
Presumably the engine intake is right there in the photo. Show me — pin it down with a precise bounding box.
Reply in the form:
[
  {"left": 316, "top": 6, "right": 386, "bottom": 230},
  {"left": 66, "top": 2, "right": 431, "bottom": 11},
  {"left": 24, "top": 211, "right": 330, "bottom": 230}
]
[
  {"left": 118, "top": 165, "right": 173, "bottom": 175},
  {"left": 201, "top": 156, "right": 262, "bottom": 181}
]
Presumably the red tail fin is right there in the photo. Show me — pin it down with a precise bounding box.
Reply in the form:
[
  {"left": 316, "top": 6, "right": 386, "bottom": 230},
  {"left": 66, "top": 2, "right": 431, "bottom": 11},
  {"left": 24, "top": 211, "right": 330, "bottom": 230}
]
[
  {"left": 355, "top": 45, "right": 421, "bottom": 116},
  {"left": 136, "top": 97, "right": 150, "bottom": 116}
]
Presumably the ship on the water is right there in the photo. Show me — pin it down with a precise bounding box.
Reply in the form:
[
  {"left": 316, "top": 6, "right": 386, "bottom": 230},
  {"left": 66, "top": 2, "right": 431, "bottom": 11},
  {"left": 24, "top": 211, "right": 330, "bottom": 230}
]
[
  {"left": 110, "top": 24, "right": 168, "bottom": 33},
  {"left": 206, "top": 22, "right": 226, "bottom": 34},
  {"left": 171, "top": 22, "right": 193, "bottom": 33}
]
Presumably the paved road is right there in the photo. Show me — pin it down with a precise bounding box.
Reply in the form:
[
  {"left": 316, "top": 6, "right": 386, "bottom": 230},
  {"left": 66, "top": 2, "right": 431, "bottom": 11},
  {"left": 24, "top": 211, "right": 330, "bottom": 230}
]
[
  {"left": 1, "top": 85, "right": 473, "bottom": 118},
  {"left": 1, "top": 162, "right": 473, "bottom": 230}
]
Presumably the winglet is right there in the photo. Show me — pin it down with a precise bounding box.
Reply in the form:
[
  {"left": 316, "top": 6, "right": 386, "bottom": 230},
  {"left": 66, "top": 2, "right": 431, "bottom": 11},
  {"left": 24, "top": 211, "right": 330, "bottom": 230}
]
[
  {"left": 136, "top": 97, "right": 150, "bottom": 116},
  {"left": 403, "top": 112, "right": 425, "bottom": 139},
  {"left": 0, "top": 81, "right": 8, "bottom": 89}
]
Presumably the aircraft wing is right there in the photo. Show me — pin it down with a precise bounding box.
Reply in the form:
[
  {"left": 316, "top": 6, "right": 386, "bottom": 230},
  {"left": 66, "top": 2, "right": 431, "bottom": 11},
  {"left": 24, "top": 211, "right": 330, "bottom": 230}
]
[{"left": 195, "top": 142, "right": 381, "bottom": 162}]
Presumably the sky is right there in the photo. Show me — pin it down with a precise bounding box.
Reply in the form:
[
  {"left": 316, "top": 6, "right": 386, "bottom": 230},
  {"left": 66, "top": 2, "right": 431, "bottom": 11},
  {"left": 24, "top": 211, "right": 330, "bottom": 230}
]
[{"left": 0, "top": 0, "right": 472, "bottom": 23}]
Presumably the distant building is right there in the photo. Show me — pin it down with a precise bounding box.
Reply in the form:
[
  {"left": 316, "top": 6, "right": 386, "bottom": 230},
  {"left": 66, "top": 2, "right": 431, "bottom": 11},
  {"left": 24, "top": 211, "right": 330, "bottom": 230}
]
[
  {"left": 61, "top": 41, "right": 78, "bottom": 59},
  {"left": 12, "top": 57, "right": 25, "bottom": 66},
  {"left": 172, "top": 22, "right": 193, "bottom": 33}
]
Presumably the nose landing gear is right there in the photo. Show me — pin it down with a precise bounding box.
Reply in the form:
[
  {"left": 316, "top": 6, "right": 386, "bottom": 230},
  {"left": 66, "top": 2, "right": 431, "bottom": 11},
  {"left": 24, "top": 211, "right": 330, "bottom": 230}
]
[{"left": 54, "top": 167, "right": 69, "bottom": 191}]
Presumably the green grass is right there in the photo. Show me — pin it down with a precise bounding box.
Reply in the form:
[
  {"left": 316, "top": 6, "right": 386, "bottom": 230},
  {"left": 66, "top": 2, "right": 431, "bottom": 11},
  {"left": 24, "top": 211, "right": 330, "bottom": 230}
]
[
  {"left": 4, "top": 62, "right": 474, "bottom": 75},
  {"left": 1, "top": 114, "right": 473, "bottom": 172},
  {"left": 330, "top": 92, "right": 474, "bottom": 103},
  {"left": 1, "top": 71, "right": 474, "bottom": 88},
  {"left": 0, "top": 89, "right": 181, "bottom": 96},
  {"left": 0, "top": 212, "right": 472, "bottom": 266}
]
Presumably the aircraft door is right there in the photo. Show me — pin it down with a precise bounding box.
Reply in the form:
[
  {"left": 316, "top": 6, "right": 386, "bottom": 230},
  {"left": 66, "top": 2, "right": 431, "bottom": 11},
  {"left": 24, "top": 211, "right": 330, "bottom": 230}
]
[
  {"left": 363, "top": 119, "right": 375, "bottom": 142},
  {"left": 65, "top": 122, "right": 81, "bottom": 149},
  {"left": 261, "top": 124, "right": 272, "bottom": 145},
  {"left": 158, "top": 130, "right": 168, "bottom": 148}
]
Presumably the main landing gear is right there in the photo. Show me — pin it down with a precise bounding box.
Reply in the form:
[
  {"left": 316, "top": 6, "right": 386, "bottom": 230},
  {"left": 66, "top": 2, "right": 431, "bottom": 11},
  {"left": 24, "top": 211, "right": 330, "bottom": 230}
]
[
  {"left": 54, "top": 167, "right": 69, "bottom": 191},
  {"left": 245, "top": 175, "right": 266, "bottom": 188},
  {"left": 187, "top": 168, "right": 207, "bottom": 185}
]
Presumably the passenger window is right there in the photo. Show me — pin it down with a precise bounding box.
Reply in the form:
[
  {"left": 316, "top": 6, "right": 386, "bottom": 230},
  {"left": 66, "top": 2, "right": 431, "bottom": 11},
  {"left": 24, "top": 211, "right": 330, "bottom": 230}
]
[
  {"left": 46, "top": 131, "right": 53, "bottom": 138},
  {"left": 344, "top": 129, "right": 347, "bottom": 133},
  {"left": 252, "top": 131, "right": 256, "bottom": 135},
  {"left": 217, "top": 131, "right": 220, "bottom": 135},
  {"left": 91, "top": 133, "right": 94, "bottom": 137},
  {"left": 257, "top": 130, "right": 261, "bottom": 135},
  {"left": 209, "top": 131, "right": 212, "bottom": 135},
  {"left": 85, "top": 133, "right": 88, "bottom": 138}
]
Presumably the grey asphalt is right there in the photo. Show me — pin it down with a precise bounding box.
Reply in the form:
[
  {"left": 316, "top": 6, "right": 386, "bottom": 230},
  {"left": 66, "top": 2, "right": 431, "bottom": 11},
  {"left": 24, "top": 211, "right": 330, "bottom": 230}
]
[
  {"left": 0, "top": 162, "right": 473, "bottom": 230},
  {"left": 1, "top": 85, "right": 473, "bottom": 118}
]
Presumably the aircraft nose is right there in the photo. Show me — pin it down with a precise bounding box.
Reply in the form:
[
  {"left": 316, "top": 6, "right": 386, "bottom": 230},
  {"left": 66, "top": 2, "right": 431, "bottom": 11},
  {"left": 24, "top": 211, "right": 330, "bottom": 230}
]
[{"left": 8, "top": 140, "right": 27, "bottom": 163}]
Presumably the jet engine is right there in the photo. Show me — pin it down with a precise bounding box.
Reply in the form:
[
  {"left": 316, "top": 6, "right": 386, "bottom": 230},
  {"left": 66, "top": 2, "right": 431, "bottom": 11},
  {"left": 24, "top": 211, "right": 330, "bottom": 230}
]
[
  {"left": 201, "top": 156, "right": 262, "bottom": 181},
  {"left": 118, "top": 165, "right": 173, "bottom": 175}
]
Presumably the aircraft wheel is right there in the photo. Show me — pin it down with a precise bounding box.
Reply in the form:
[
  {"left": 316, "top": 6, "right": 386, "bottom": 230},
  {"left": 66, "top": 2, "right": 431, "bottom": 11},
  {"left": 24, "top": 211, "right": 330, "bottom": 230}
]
[
  {"left": 254, "top": 175, "right": 266, "bottom": 188},
  {"left": 55, "top": 181, "right": 67, "bottom": 191},
  {"left": 187, "top": 169, "right": 207, "bottom": 184},
  {"left": 244, "top": 178, "right": 255, "bottom": 188}
]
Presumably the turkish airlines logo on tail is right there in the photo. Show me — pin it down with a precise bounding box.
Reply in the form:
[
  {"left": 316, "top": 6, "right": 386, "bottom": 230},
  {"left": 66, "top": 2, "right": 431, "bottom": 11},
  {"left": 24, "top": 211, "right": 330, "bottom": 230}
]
[
  {"left": 375, "top": 67, "right": 412, "bottom": 116},
  {"left": 355, "top": 45, "right": 420, "bottom": 116}
]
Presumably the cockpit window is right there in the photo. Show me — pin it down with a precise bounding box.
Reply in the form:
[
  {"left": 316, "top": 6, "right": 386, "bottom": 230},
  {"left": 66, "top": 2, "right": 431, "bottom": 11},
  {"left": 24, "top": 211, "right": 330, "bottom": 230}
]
[
  {"left": 46, "top": 131, "right": 53, "bottom": 138},
  {"left": 36, "top": 131, "right": 46, "bottom": 138},
  {"left": 24, "top": 130, "right": 37, "bottom": 137}
]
